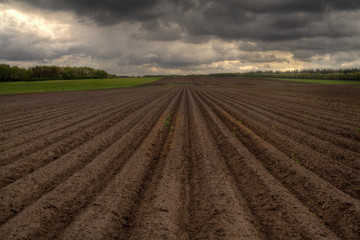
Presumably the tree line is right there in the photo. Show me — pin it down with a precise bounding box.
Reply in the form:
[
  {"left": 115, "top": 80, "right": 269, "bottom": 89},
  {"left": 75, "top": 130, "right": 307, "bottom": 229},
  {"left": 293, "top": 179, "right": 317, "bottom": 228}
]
[
  {"left": 206, "top": 68, "right": 360, "bottom": 80},
  {"left": 0, "top": 64, "right": 115, "bottom": 82},
  {"left": 145, "top": 68, "right": 360, "bottom": 80}
]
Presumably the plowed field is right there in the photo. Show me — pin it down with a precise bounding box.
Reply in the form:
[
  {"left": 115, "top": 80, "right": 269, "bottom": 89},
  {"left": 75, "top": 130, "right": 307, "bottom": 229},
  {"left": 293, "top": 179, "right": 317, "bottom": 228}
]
[{"left": 1, "top": 77, "right": 359, "bottom": 239}]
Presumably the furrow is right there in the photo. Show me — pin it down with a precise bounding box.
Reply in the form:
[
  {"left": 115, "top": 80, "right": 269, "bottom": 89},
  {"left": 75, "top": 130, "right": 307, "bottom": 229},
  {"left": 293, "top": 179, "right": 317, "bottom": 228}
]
[
  {"left": 0, "top": 88, "right": 178, "bottom": 239},
  {"left": 58, "top": 88, "right": 183, "bottom": 240},
  {"left": 210, "top": 87, "right": 360, "bottom": 137},
  {"left": 213, "top": 86, "right": 360, "bottom": 129},
  {"left": 0, "top": 101, "right": 97, "bottom": 134},
  {"left": 185, "top": 88, "right": 261, "bottom": 240},
  {"left": 122, "top": 89, "right": 189, "bottom": 239},
  {"left": 0, "top": 101, "right": 91, "bottom": 127},
  {"left": 0, "top": 90, "right": 159, "bottom": 146},
  {"left": 196, "top": 89, "right": 360, "bottom": 198},
  {"left": 203, "top": 88, "right": 360, "bottom": 169},
  {"left": 0, "top": 91, "right": 164, "bottom": 187},
  {"left": 0, "top": 89, "right": 175, "bottom": 226},
  {"left": 0, "top": 88, "right": 150, "bottom": 137},
  {"left": 191, "top": 88, "right": 341, "bottom": 239},
  {"left": 196, "top": 88, "right": 360, "bottom": 239},
  {"left": 0, "top": 88, "right": 131, "bottom": 125},
  {"left": 0, "top": 90, "right": 161, "bottom": 167},
  {"left": 0, "top": 78, "right": 358, "bottom": 239}
]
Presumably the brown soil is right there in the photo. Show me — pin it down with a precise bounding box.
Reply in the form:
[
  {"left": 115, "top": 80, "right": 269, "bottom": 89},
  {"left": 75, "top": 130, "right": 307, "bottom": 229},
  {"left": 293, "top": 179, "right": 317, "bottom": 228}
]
[{"left": 0, "top": 77, "right": 359, "bottom": 240}]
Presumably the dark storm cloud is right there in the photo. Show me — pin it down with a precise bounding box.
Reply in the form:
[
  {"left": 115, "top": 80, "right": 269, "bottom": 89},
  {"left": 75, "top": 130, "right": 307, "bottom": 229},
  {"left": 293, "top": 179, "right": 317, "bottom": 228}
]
[
  {"left": 13, "top": 0, "right": 360, "bottom": 59},
  {"left": 18, "top": 0, "right": 360, "bottom": 41},
  {"left": 182, "top": 1, "right": 360, "bottom": 42},
  {"left": 2, "top": 0, "right": 360, "bottom": 73},
  {"left": 206, "top": 0, "right": 360, "bottom": 14},
  {"left": 16, "top": 0, "right": 196, "bottom": 25},
  {"left": 20, "top": 0, "right": 160, "bottom": 23},
  {"left": 237, "top": 35, "right": 360, "bottom": 61},
  {"left": 19, "top": 0, "right": 360, "bottom": 18},
  {"left": 0, "top": 29, "right": 70, "bottom": 61}
]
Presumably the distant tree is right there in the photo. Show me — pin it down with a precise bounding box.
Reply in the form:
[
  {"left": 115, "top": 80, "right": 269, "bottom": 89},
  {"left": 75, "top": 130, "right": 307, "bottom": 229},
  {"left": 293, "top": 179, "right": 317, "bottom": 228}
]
[
  {"left": 0, "top": 64, "right": 114, "bottom": 82},
  {"left": 0, "top": 64, "right": 12, "bottom": 81},
  {"left": 11, "top": 66, "right": 30, "bottom": 81},
  {"left": 61, "top": 67, "right": 74, "bottom": 79},
  {"left": 94, "top": 70, "right": 108, "bottom": 78}
]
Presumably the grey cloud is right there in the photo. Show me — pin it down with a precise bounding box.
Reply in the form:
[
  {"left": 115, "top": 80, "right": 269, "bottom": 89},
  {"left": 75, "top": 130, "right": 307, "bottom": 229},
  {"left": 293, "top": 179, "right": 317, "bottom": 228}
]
[
  {"left": 0, "top": 30, "right": 48, "bottom": 61},
  {"left": 136, "top": 19, "right": 185, "bottom": 41},
  {"left": 206, "top": 0, "right": 360, "bottom": 14},
  {"left": 20, "top": 0, "right": 161, "bottom": 23},
  {"left": 238, "top": 36, "right": 360, "bottom": 61},
  {"left": 182, "top": 7, "right": 359, "bottom": 42},
  {"left": 0, "top": 25, "right": 81, "bottom": 62},
  {"left": 18, "top": 0, "right": 360, "bottom": 20},
  {"left": 2, "top": 0, "right": 360, "bottom": 74},
  {"left": 16, "top": 0, "right": 196, "bottom": 25},
  {"left": 14, "top": 0, "right": 360, "bottom": 44}
]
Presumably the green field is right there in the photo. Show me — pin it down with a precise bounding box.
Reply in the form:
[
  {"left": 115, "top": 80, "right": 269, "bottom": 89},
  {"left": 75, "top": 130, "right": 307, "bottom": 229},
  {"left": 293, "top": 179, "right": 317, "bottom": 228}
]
[
  {"left": 272, "top": 78, "right": 360, "bottom": 85},
  {"left": 0, "top": 78, "right": 161, "bottom": 95}
]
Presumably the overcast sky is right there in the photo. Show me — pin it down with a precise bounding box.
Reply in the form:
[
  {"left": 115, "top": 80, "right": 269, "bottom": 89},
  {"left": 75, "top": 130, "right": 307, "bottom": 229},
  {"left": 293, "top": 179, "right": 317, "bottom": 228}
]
[{"left": 1, "top": 0, "right": 360, "bottom": 75}]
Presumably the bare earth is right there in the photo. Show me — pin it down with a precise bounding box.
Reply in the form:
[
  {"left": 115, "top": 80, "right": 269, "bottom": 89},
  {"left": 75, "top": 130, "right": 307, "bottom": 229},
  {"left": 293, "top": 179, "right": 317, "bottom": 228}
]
[{"left": 0, "top": 77, "right": 359, "bottom": 240}]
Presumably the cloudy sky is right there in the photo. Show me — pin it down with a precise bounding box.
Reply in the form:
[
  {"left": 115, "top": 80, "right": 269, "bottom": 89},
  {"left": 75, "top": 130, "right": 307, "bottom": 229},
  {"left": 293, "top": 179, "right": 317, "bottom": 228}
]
[{"left": 1, "top": 0, "right": 360, "bottom": 75}]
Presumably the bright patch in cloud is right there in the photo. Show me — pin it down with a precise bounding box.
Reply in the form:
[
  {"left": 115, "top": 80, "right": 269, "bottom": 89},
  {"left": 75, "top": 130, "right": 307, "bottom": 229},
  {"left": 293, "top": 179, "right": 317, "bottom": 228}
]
[{"left": 0, "top": 7, "right": 72, "bottom": 40}]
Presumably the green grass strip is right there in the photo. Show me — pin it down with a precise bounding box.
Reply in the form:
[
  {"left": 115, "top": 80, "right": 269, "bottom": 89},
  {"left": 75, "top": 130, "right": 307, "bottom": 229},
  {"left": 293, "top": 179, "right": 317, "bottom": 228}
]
[{"left": 0, "top": 78, "right": 161, "bottom": 95}]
